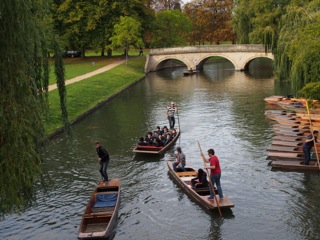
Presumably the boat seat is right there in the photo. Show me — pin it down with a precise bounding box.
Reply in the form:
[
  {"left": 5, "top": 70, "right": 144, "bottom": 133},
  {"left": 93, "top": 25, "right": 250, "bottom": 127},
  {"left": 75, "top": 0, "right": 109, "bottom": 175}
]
[
  {"left": 91, "top": 206, "right": 115, "bottom": 214},
  {"left": 176, "top": 171, "right": 197, "bottom": 177}
]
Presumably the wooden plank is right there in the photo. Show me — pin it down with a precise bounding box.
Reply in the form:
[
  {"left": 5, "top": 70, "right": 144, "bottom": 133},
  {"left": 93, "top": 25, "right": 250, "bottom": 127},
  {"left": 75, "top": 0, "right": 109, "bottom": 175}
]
[
  {"left": 272, "top": 141, "right": 302, "bottom": 147},
  {"left": 176, "top": 171, "right": 197, "bottom": 177},
  {"left": 267, "top": 151, "right": 302, "bottom": 160},
  {"left": 272, "top": 135, "right": 303, "bottom": 142},
  {"left": 267, "top": 146, "right": 301, "bottom": 152}
]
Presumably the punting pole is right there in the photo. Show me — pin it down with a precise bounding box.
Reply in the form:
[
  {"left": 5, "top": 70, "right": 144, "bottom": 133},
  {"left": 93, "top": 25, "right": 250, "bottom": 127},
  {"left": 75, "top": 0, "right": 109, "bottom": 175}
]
[
  {"left": 176, "top": 103, "right": 180, "bottom": 133},
  {"left": 306, "top": 101, "right": 320, "bottom": 168},
  {"left": 198, "top": 142, "right": 222, "bottom": 217},
  {"left": 175, "top": 103, "right": 181, "bottom": 145}
]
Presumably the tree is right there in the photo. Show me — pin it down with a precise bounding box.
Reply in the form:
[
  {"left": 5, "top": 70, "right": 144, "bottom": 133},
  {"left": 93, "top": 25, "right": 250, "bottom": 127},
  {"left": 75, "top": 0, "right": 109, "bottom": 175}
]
[
  {"left": 232, "top": 0, "right": 320, "bottom": 94},
  {"left": 110, "top": 16, "right": 144, "bottom": 64},
  {"left": 152, "top": 10, "right": 192, "bottom": 47},
  {"left": 0, "top": 0, "right": 68, "bottom": 217},
  {"left": 277, "top": 1, "right": 320, "bottom": 92},
  {"left": 184, "top": 0, "right": 235, "bottom": 45}
]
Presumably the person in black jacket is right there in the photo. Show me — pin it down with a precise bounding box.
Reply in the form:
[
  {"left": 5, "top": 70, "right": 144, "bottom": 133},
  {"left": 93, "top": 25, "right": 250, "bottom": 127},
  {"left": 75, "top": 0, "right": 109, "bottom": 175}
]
[
  {"left": 302, "top": 130, "right": 319, "bottom": 165},
  {"left": 95, "top": 141, "right": 110, "bottom": 182},
  {"left": 191, "top": 169, "right": 208, "bottom": 188}
]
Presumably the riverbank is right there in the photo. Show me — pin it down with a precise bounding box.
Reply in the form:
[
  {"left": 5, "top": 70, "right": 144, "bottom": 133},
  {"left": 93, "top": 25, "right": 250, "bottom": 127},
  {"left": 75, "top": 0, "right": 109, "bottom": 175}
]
[{"left": 45, "top": 56, "right": 146, "bottom": 136}]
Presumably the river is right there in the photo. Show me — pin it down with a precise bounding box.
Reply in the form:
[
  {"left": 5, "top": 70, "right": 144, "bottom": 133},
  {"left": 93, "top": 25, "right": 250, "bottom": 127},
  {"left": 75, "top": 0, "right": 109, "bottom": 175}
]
[{"left": 2, "top": 59, "right": 320, "bottom": 240}]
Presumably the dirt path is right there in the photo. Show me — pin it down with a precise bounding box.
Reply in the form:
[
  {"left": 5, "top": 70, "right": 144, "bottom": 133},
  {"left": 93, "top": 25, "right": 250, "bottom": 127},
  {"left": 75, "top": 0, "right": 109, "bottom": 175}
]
[{"left": 48, "top": 59, "right": 126, "bottom": 91}]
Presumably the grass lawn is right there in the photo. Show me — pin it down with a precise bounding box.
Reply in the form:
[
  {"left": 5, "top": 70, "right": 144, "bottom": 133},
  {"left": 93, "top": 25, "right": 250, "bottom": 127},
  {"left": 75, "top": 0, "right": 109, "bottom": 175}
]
[
  {"left": 48, "top": 49, "right": 149, "bottom": 85},
  {"left": 45, "top": 56, "right": 146, "bottom": 134}
]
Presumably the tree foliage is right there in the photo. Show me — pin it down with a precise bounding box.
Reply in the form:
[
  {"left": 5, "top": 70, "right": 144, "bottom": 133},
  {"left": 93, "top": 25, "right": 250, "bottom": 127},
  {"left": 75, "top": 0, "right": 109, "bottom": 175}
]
[
  {"left": 152, "top": 10, "right": 192, "bottom": 47},
  {"left": 110, "top": 16, "right": 144, "bottom": 58},
  {"left": 0, "top": 0, "right": 68, "bottom": 217},
  {"left": 184, "top": 0, "right": 235, "bottom": 45},
  {"left": 232, "top": 0, "right": 320, "bottom": 93}
]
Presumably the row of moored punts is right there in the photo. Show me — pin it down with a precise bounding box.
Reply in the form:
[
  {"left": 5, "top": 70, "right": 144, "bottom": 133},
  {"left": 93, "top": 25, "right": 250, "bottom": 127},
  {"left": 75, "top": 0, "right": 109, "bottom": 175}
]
[{"left": 264, "top": 96, "right": 320, "bottom": 171}]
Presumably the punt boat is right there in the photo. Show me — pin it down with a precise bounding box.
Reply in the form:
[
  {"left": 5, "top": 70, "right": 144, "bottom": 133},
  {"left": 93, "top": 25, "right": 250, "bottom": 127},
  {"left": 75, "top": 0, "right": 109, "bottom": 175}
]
[
  {"left": 167, "top": 161, "right": 234, "bottom": 211},
  {"left": 78, "top": 179, "right": 120, "bottom": 239},
  {"left": 133, "top": 129, "right": 180, "bottom": 154}
]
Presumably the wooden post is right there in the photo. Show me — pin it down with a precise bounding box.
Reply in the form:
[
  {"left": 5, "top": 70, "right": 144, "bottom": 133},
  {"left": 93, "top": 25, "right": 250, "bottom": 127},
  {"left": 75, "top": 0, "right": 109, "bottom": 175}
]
[{"left": 198, "top": 142, "right": 222, "bottom": 217}]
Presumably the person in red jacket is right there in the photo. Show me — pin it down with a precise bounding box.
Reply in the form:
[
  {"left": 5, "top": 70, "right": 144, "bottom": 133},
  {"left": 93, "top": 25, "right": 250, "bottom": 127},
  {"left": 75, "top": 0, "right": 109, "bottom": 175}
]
[{"left": 201, "top": 148, "right": 223, "bottom": 200}]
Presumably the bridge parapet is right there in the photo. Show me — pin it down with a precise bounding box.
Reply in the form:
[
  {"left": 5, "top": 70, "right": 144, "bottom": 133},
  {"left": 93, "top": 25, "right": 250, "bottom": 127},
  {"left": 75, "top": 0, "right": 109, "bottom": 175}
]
[{"left": 149, "top": 44, "right": 269, "bottom": 55}]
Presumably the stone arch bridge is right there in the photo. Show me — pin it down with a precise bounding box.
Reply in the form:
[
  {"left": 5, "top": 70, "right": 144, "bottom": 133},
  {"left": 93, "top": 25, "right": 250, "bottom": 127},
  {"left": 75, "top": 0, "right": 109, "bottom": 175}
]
[{"left": 145, "top": 44, "right": 273, "bottom": 73}]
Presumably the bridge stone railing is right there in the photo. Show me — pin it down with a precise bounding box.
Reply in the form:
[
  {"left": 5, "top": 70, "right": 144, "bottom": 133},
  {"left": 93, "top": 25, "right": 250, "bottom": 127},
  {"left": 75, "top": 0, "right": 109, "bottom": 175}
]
[{"left": 149, "top": 44, "right": 268, "bottom": 55}]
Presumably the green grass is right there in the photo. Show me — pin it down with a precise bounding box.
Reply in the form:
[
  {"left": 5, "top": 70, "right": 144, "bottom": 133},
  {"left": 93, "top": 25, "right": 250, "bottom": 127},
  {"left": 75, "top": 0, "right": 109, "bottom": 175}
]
[
  {"left": 48, "top": 49, "right": 149, "bottom": 85},
  {"left": 44, "top": 56, "right": 146, "bottom": 134}
]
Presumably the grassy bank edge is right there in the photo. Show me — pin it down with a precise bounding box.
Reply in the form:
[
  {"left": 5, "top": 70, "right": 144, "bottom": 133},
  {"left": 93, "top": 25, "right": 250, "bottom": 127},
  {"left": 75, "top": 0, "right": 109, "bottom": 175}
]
[{"left": 45, "top": 56, "right": 146, "bottom": 138}]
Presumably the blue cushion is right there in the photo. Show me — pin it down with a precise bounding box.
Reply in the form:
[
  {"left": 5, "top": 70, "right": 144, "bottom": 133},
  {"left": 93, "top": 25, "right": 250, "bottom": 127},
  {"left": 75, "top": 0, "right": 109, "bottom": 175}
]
[{"left": 93, "top": 193, "right": 118, "bottom": 208}]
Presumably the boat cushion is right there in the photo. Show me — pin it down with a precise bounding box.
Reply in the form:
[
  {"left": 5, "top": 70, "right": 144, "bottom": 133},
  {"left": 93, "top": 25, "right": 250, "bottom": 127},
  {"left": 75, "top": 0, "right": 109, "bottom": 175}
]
[{"left": 93, "top": 193, "right": 118, "bottom": 208}]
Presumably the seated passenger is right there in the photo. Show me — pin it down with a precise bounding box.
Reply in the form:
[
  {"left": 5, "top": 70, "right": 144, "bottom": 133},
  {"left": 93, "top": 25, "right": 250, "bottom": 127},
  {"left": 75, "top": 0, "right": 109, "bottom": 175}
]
[
  {"left": 171, "top": 129, "right": 177, "bottom": 138},
  {"left": 162, "top": 126, "right": 170, "bottom": 136},
  {"left": 164, "top": 133, "right": 172, "bottom": 146},
  {"left": 173, "top": 147, "right": 186, "bottom": 172},
  {"left": 158, "top": 135, "right": 165, "bottom": 146},
  {"left": 145, "top": 132, "right": 153, "bottom": 145},
  {"left": 137, "top": 137, "right": 147, "bottom": 146},
  {"left": 154, "top": 138, "right": 164, "bottom": 147},
  {"left": 191, "top": 169, "right": 208, "bottom": 188}
]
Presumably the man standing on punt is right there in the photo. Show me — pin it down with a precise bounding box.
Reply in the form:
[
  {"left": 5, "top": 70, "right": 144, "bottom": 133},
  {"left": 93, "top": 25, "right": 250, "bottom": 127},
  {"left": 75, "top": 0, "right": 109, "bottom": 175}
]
[
  {"left": 166, "top": 102, "right": 178, "bottom": 130},
  {"left": 95, "top": 141, "right": 110, "bottom": 182},
  {"left": 201, "top": 149, "right": 223, "bottom": 201},
  {"left": 302, "top": 130, "right": 319, "bottom": 165}
]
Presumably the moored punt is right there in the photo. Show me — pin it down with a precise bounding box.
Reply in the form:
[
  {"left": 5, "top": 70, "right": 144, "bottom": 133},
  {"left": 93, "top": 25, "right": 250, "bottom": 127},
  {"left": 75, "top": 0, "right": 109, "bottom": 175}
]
[
  {"left": 267, "top": 151, "right": 303, "bottom": 161},
  {"left": 183, "top": 70, "right": 200, "bottom": 76},
  {"left": 133, "top": 129, "right": 180, "bottom": 154},
  {"left": 166, "top": 161, "right": 234, "bottom": 211},
  {"left": 78, "top": 179, "right": 121, "bottom": 240},
  {"left": 272, "top": 140, "right": 302, "bottom": 147},
  {"left": 272, "top": 135, "right": 304, "bottom": 142},
  {"left": 267, "top": 145, "right": 303, "bottom": 153},
  {"left": 271, "top": 160, "right": 319, "bottom": 171},
  {"left": 264, "top": 96, "right": 285, "bottom": 104}
]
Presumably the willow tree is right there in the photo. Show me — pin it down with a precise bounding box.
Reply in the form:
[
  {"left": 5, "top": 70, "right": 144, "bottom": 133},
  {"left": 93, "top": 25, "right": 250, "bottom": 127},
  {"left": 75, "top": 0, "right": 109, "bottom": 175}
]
[
  {"left": 0, "top": 0, "right": 68, "bottom": 217},
  {"left": 276, "top": 1, "right": 320, "bottom": 92}
]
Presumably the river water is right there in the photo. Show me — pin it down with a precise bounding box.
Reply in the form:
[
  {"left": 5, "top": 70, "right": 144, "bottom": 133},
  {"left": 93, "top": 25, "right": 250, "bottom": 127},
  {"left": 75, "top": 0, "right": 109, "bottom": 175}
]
[{"left": 2, "top": 60, "right": 320, "bottom": 240}]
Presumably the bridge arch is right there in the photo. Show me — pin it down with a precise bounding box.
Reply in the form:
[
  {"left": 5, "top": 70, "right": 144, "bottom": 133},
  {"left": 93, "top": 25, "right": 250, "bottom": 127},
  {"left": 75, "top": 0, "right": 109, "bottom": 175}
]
[
  {"left": 196, "top": 54, "right": 238, "bottom": 70},
  {"left": 153, "top": 56, "right": 189, "bottom": 71},
  {"left": 241, "top": 55, "right": 274, "bottom": 71}
]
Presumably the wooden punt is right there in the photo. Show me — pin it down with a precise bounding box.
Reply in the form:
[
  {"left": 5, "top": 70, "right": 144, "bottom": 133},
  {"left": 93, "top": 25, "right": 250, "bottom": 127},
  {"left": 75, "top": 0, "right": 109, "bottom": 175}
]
[
  {"left": 272, "top": 135, "right": 304, "bottom": 142},
  {"left": 133, "top": 129, "right": 180, "bottom": 154},
  {"left": 267, "top": 145, "right": 302, "bottom": 153},
  {"left": 78, "top": 179, "right": 121, "bottom": 240},
  {"left": 264, "top": 96, "right": 285, "bottom": 104},
  {"left": 267, "top": 151, "right": 303, "bottom": 160},
  {"left": 273, "top": 124, "right": 309, "bottom": 129},
  {"left": 271, "top": 160, "right": 320, "bottom": 171},
  {"left": 271, "top": 140, "right": 303, "bottom": 147},
  {"left": 166, "top": 161, "right": 234, "bottom": 211},
  {"left": 183, "top": 70, "right": 200, "bottom": 76}
]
